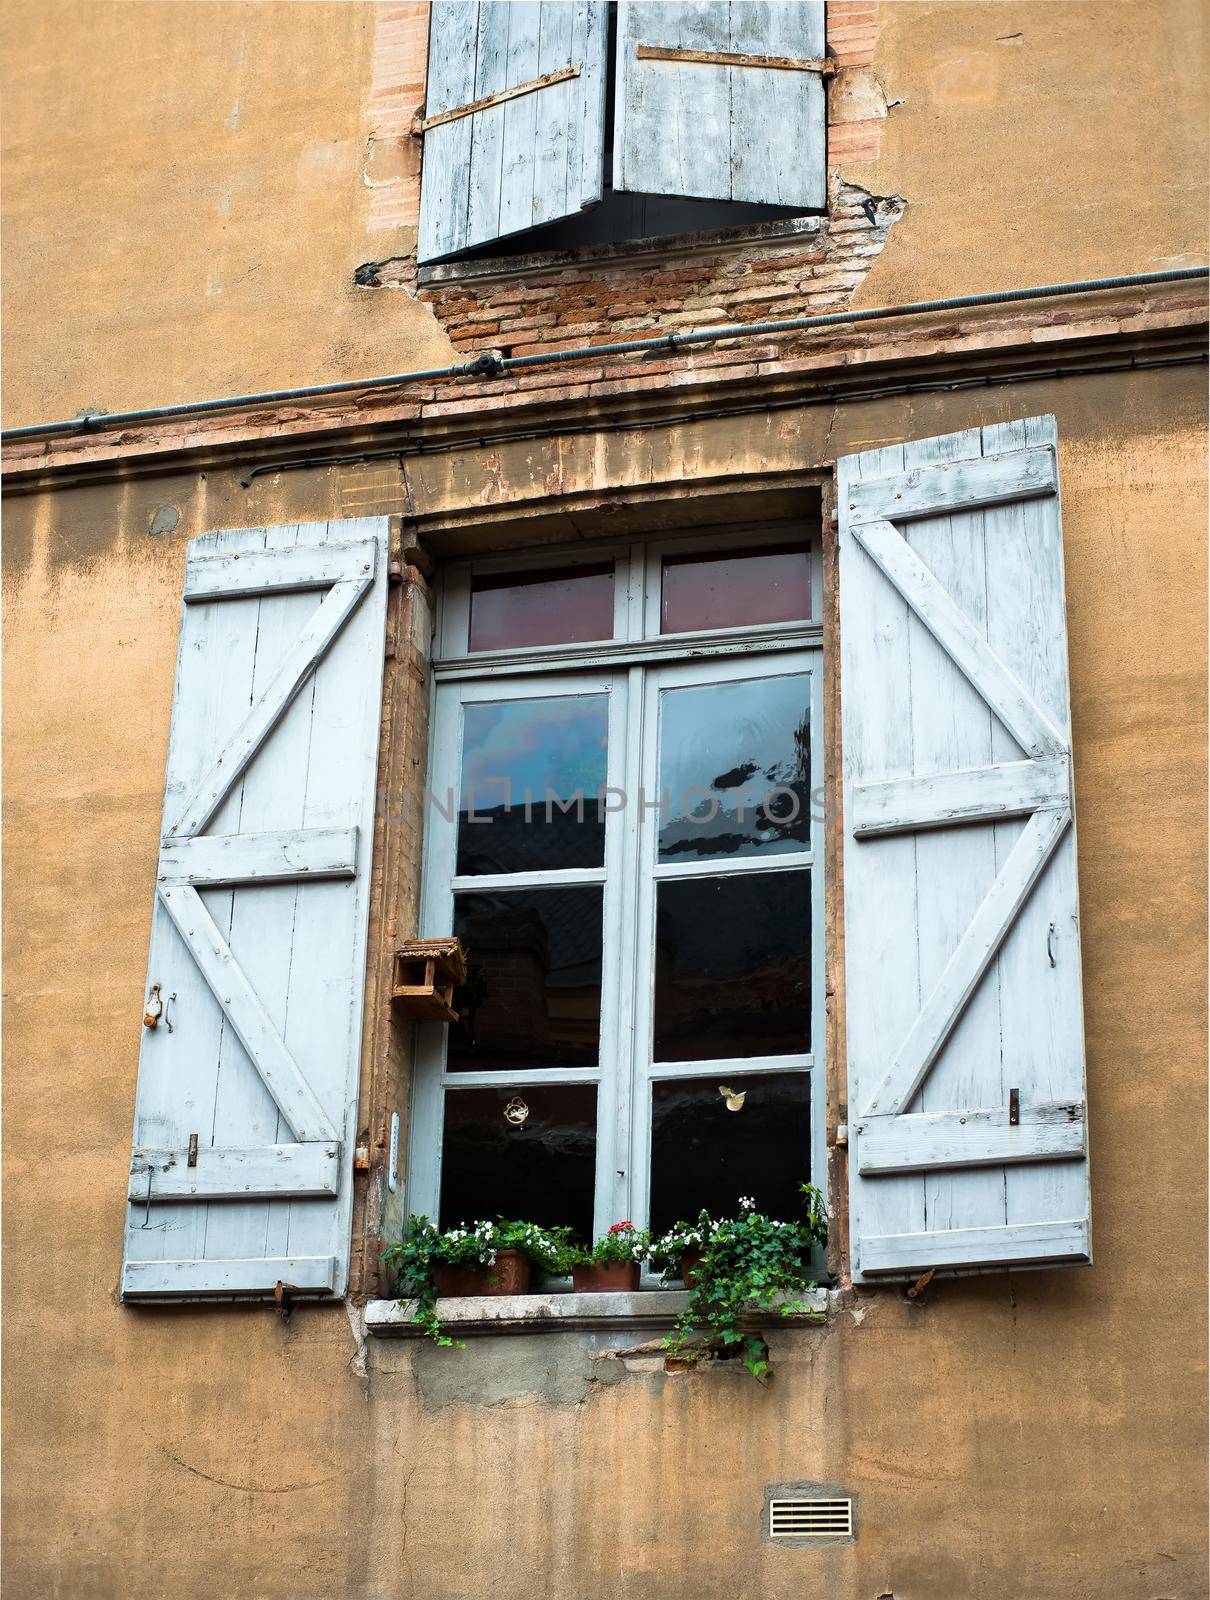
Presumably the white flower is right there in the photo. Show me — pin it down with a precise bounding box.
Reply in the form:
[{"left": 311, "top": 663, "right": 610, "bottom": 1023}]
[{"left": 739, "top": 1196, "right": 755, "bottom": 1211}]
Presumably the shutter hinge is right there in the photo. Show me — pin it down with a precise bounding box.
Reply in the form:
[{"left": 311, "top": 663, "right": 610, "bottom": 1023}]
[{"left": 187, "top": 1132, "right": 199, "bottom": 1168}]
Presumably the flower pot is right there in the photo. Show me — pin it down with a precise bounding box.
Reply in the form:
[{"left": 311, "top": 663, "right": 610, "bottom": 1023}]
[
  {"left": 679, "top": 1247, "right": 705, "bottom": 1288},
  {"left": 571, "top": 1260, "right": 641, "bottom": 1293},
  {"left": 433, "top": 1249, "right": 530, "bottom": 1297}
]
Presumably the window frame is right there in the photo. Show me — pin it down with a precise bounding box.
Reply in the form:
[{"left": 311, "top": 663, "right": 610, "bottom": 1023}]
[{"left": 409, "top": 527, "right": 825, "bottom": 1258}]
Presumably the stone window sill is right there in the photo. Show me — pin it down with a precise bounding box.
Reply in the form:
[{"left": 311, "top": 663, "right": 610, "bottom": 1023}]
[{"left": 364, "top": 1286, "right": 831, "bottom": 1338}]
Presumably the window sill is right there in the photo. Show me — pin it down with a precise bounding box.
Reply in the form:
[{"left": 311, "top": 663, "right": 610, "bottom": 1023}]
[{"left": 364, "top": 1286, "right": 831, "bottom": 1338}]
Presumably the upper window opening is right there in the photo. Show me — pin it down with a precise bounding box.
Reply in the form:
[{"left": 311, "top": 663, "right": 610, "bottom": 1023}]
[
  {"left": 661, "top": 544, "right": 813, "bottom": 634},
  {"left": 417, "top": 0, "right": 828, "bottom": 265},
  {"left": 468, "top": 565, "right": 615, "bottom": 652}
]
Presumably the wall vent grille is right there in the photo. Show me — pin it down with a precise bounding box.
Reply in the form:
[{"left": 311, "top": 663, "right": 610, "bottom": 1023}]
[{"left": 768, "top": 1498, "right": 854, "bottom": 1539}]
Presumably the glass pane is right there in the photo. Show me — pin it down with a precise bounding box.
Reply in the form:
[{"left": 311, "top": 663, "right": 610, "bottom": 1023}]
[
  {"left": 469, "top": 565, "right": 615, "bottom": 652},
  {"left": 456, "top": 697, "right": 608, "bottom": 875},
  {"left": 653, "top": 872, "right": 811, "bottom": 1062},
  {"left": 661, "top": 545, "right": 811, "bottom": 634},
  {"left": 658, "top": 674, "right": 810, "bottom": 862},
  {"left": 649, "top": 1072, "right": 811, "bottom": 1236},
  {"left": 440, "top": 1083, "right": 597, "bottom": 1241},
  {"left": 448, "top": 887, "right": 603, "bottom": 1071}
]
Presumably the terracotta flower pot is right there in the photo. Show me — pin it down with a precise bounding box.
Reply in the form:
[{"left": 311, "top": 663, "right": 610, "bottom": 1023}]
[
  {"left": 571, "top": 1260, "right": 641, "bottom": 1293},
  {"left": 678, "top": 1247, "right": 705, "bottom": 1287},
  {"left": 433, "top": 1248, "right": 530, "bottom": 1297}
]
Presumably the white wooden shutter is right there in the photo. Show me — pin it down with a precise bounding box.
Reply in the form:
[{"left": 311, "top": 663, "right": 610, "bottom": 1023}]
[
  {"left": 839, "top": 417, "right": 1092, "bottom": 1282},
  {"left": 417, "top": 1, "right": 608, "bottom": 263},
  {"left": 613, "top": 1, "right": 827, "bottom": 208},
  {"left": 121, "top": 519, "right": 389, "bottom": 1300}
]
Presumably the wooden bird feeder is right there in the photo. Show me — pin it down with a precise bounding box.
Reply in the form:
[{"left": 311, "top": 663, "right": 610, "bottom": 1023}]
[{"left": 391, "top": 937, "right": 467, "bottom": 1023}]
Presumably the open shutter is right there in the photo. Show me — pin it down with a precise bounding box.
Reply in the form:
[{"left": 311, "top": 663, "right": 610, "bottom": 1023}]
[
  {"left": 613, "top": 1, "right": 827, "bottom": 208},
  {"left": 121, "top": 519, "right": 389, "bottom": 1300},
  {"left": 839, "top": 418, "right": 1092, "bottom": 1282},
  {"left": 417, "top": 1, "right": 607, "bottom": 263}
]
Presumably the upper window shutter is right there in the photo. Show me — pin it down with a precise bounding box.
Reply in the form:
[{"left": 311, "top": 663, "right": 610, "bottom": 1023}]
[
  {"left": 417, "top": 1, "right": 608, "bottom": 264},
  {"left": 613, "top": 1, "right": 827, "bottom": 209},
  {"left": 121, "top": 519, "right": 389, "bottom": 1300},
  {"left": 838, "top": 417, "right": 1092, "bottom": 1282}
]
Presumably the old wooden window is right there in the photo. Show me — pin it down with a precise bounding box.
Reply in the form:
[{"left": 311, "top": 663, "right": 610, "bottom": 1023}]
[
  {"left": 118, "top": 417, "right": 1093, "bottom": 1303},
  {"left": 408, "top": 527, "right": 825, "bottom": 1243},
  {"left": 416, "top": 0, "right": 828, "bottom": 264}
]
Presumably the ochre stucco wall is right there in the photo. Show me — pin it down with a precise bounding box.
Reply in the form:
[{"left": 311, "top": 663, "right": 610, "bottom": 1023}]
[
  {"left": 2, "top": 0, "right": 1206, "bottom": 426},
  {"left": 3, "top": 366, "right": 1206, "bottom": 1598}
]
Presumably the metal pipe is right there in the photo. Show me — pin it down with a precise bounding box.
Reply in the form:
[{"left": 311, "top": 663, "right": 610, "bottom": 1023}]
[{"left": 4, "top": 267, "right": 1205, "bottom": 443}]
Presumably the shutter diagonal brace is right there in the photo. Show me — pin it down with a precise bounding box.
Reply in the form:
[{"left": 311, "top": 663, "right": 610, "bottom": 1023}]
[
  {"left": 850, "top": 453, "right": 1074, "bottom": 1139},
  {"left": 169, "top": 571, "right": 372, "bottom": 839},
  {"left": 159, "top": 884, "right": 339, "bottom": 1143}
]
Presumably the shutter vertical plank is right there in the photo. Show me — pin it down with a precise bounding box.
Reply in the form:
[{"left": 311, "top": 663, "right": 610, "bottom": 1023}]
[
  {"left": 264, "top": 520, "right": 389, "bottom": 1284},
  {"left": 841, "top": 417, "right": 1091, "bottom": 1280},
  {"left": 498, "top": 2, "right": 542, "bottom": 240},
  {"left": 983, "top": 417, "right": 1090, "bottom": 1239},
  {"left": 465, "top": 3, "right": 509, "bottom": 253},
  {"left": 901, "top": 429, "right": 1008, "bottom": 1241},
  {"left": 533, "top": 0, "right": 572, "bottom": 224},
  {"left": 420, "top": 1, "right": 478, "bottom": 261},
  {"left": 839, "top": 442, "right": 927, "bottom": 1260},
  {"left": 729, "top": 0, "right": 826, "bottom": 207}
]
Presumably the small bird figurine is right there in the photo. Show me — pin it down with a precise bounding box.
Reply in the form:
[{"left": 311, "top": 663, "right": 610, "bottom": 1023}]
[{"left": 718, "top": 1085, "right": 746, "bottom": 1112}]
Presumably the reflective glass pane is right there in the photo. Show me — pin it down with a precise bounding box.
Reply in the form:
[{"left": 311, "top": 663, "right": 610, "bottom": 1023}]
[
  {"left": 469, "top": 565, "right": 615, "bottom": 652},
  {"left": 649, "top": 1072, "right": 811, "bottom": 1236},
  {"left": 448, "top": 887, "right": 603, "bottom": 1071},
  {"left": 661, "top": 545, "right": 811, "bottom": 634},
  {"left": 658, "top": 675, "right": 810, "bottom": 862},
  {"left": 653, "top": 872, "right": 811, "bottom": 1062},
  {"left": 440, "top": 1083, "right": 597, "bottom": 1241},
  {"left": 456, "top": 697, "right": 608, "bottom": 875}
]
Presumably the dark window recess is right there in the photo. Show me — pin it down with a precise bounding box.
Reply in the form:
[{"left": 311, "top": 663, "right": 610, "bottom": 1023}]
[
  {"left": 459, "top": 191, "right": 805, "bottom": 262},
  {"left": 658, "top": 674, "right": 811, "bottom": 863},
  {"left": 440, "top": 1083, "right": 597, "bottom": 1242},
  {"left": 468, "top": 565, "right": 614, "bottom": 652},
  {"left": 653, "top": 872, "right": 811, "bottom": 1062},
  {"left": 448, "top": 887, "right": 603, "bottom": 1072},
  {"left": 457, "top": 696, "right": 608, "bottom": 876},
  {"left": 661, "top": 545, "right": 812, "bottom": 634},
  {"left": 649, "top": 1072, "right": 812, "bottom": 1236}
]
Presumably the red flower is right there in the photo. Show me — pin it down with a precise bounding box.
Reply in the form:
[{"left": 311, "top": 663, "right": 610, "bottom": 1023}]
[{"left": 608, "top": 1221, "right": 634, "bottom": 1234}]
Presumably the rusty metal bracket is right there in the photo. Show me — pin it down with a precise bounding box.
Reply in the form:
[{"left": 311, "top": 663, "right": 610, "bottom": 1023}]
[
  {"left": 636, "top": 44, "right": 835, "bottom": 76},
  {"left": 414, "top": 64, "right": 581, "bottom": 135},
  {"left": 1009, "top": 1087, "right": 1020, "bottom": 1127},
  {"left": 274, "top": 1281, "right": 293, "bottom": 1322},
  {"left": 906, "top": 1266, "right": 936, "bottom": 1301}
]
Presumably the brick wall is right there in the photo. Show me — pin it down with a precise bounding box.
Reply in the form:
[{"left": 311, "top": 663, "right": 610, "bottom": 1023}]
[{"left": 362, "top": 2, "right": 902, "bottom": 360}]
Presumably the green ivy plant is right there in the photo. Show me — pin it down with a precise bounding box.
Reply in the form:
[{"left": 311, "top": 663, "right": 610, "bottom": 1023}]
[
  {"left": 650, "top": 1184, "right": 828, "bottom": 1383},
  {"left": 383, "top": 1216, "right": 572, "bottom": 1346}
]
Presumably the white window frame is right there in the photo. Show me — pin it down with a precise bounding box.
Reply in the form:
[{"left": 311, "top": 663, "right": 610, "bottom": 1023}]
[{"left": 409, "top": 527, "right": 825, "bottom": 1251}]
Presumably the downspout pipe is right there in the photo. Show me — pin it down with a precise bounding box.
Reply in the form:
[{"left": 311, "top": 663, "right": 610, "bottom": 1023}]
[{"left": 3, "top": 267, "right": 1205, "bottom": 443}]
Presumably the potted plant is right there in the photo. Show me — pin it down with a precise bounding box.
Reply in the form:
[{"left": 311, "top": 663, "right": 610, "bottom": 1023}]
[
  {"left": 649, "top": 1185, "right": 828, "bottom": 1382},
  {"left": 383, "top": 1215, "right": 572, "bottom": 1346},
  {"left": 567, "top": 1221, "right": 651, "bottom": 1292}
]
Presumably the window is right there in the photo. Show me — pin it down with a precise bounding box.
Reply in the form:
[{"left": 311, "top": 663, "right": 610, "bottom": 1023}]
[
  {"left": 407, "top": 529, "right": 824, "bottom": 1249},
  {"left": 417, "top": 1, "right": 828, "bottom": 264}
]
